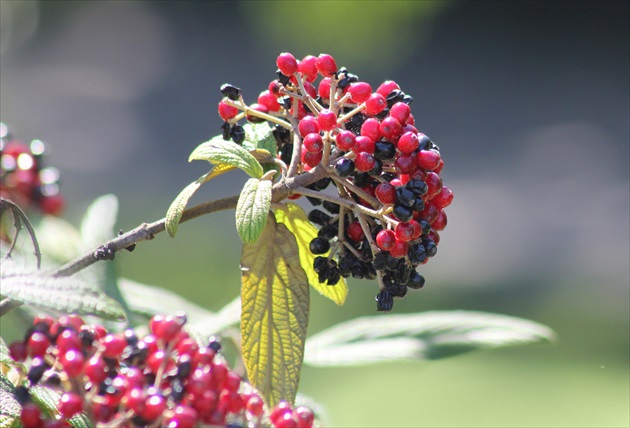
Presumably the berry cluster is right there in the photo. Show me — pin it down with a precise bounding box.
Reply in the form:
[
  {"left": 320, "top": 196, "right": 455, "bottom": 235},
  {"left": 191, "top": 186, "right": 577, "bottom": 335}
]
[
  {"left": 0, "top": 123, "right": 64, "bottom": 216},
  {"left": 7, "top": 314, "right": 316, "bottom": 427},
  {"left": 216, "top": 53, "right": 453, "bottom": 312}
]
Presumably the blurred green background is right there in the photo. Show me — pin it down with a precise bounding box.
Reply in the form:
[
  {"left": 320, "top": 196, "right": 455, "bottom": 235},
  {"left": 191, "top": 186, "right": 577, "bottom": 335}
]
[{"left": 1, "top": 1, "right": 628, "bottom": 426}]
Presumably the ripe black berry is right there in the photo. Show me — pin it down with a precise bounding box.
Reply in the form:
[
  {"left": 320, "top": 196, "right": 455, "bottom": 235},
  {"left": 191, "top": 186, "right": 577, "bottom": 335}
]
[
  {"left": 374, "top": 140, "right": 396, "bottom": 160},
  {"left": 403, "top": 94, "right": 414, "bottom": 105},
  {"left": 353, "top": 172, "right": 370, "bottom": 187},
  {"left": 309, "top": 237, "right": 330, "bottom": 255},
  {"left": 317, "top": 223, "right": 337, "bottom": 240},
  {"left": 417, "top": 134, "right": 432, "bottom": 151},
  {"left": 273, "top": 125, "right": 291, "bottom": 146},
  {"left": 396, "top": 187, "right": 416, "bottom": 208},
  {"left": 308, "top": 209, "right": 331, "bottom": 226},
  {"left": 368, "top": 158, "right": 383, "bottom": 176},
  {"left": 411, "top": 197, "right": 425, "bottom": 212},
  {"left": 322, "top": 201, "right": 340, "bottom": 214},
  {"left": 376, "top": 290, "right": 394, "bottom": 312},
  {"left": 335, "top": 158, "right": 355, "bottom": 177},
  {"left": 407, "top": 242, "right": 427, "bottom": 265},
  {"left": 280, "top": 144, "right": 293, "bottom": 165},
  {"left": 407, "top": 271, "right": 425, "bottom": 289},
  {"left": 277, "top": 71, "right": 290, "bottom": 86},
  {"left": 220, "top": 84, "right": 242, "bottom": 101},
  {"left": 423, "top": 239, "right": 438, "bottom": 257},
  {"left": 309, "top": 177, "right": 332, "bottom": 191},
  {"left": 230, "top": 125, "right": 245, "bottom": 144},
  {"left": 406, "top": 179, "right": 428, "bottom": 197},
  {"left": 386, "top": 89, "right": 405, "bottom": 107},
  {"left": 221, "top": 122, "right": 231, "bottom": 140}
]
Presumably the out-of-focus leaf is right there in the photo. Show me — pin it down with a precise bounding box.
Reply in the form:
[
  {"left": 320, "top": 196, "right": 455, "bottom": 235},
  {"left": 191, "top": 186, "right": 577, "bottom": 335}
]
[
  {"left": 35, "top": 216, "right": 82, "bottom": 263},
  {"left": 80, "top": 194, "right": 118, "bottom": 249},
  {"left": 274, "top": 203, "right": 347, "bottom": 305},
  {"left": 240, "top": 214, "right": 309, "bottom": 406},
  {"left": 235, "top": 178, "right": 272, "bottom": 243},
  {"left": 0, "top": 269, "right": 125, "bottom": 321},
  {"left": 304, "top": 310, "right": 556, "bottom": 366},
  {"left": 0, "top": 372, "right": 20, "bottom": 427},
  {"left": 30, "top": 386, "right": 93, "bottom": 428},
  {"left": 189, "top": 137, "right": 263, "bottom": 179},
  {"left": 165, "top": 171, "right": 214, "bottom": 237}
]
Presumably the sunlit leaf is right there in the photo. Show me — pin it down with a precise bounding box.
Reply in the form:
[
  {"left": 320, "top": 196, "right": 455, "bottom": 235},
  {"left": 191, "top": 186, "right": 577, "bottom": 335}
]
[
  {"left": 274, "top": 203, "right": 347, "bottom": 305},
  {"left": 30, "top": 386, "right": 93, "bottom": 428},
  {"left": 0, "top": 268, "right": 125, "bottom": 321},
  {"left": 0, "top": 372, "right": 20, "bottom": 427},
  {"left": 240, "top": 214, "right": 309, "bottom": 406},
  {"left": 189, "top": 136, "right": 263, "bottom": 179},
  {"left": 304, "top": 310, "right": 556, "bottom": 366},
  {"left": 244, "top": 122, "right": 277, "bottom": 155},
  {"left": 165, "top": 171, "right": 213, "bottom": 237},
  {"left": 235, "top": 178, "right": 272, "bottom": 243},
  {"left": 80, "top": 194, "right": 118, "bottom": 249}
]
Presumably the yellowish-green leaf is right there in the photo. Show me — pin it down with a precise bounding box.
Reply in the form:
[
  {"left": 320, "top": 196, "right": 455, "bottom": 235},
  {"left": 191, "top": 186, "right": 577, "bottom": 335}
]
[
  {"left": 165, "top": 171, "right": 212, "bottom": 237},
  {"left": 189, "top": 136, "right": 263, "bottom": 178},
  {"left": 274, "top": 203, "right": 348, "bottom": 305},
  {"left": 240, "top": 214, "right": 310, "bottom": 406},
  {"left": 235, "top": 178, "right": 272, "bottom": 243}
]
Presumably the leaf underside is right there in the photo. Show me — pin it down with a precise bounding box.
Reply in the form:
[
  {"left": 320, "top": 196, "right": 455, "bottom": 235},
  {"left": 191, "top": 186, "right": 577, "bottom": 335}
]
[
  {"left": 240, "top": 214, "right": 310, "bottom": 406},
  {"left": 235, "top": 178, "right": 272, "bottom": 243},
  {"left": 189, "top": 136, "right": 263, "bottom": 179}
]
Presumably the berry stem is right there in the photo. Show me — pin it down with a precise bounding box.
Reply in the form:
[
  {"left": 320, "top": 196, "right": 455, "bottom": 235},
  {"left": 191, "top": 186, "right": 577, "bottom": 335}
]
[
  {"left": 222, "top": 98, "right": 292, "bottom": 130},
  {"left": 295, "top": 73, "right": 323, "bottom": 113},
  {"left": 328, "top": 175, "right": 379, "bottom": 208},
  {"left": 292, "top": 186, "right": 381, "bottom": 220},
  {"left": 286, "top": 116, "right": 303, "bottom": 178},
  {"left": 337, "top": 102, "right": 366, "bottom": 125}
]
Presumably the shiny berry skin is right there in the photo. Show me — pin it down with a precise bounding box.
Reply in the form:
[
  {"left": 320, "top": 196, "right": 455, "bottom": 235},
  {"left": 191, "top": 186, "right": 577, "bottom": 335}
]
[
  {"left": 57, "top": 329, "right": 81, "bottom": 353},
  {"left": 389, "top": 102, "right": 411, "bottom": 124},
  {"left": 258, "top": 90, "right": 282, "bottom": 112},
  {"left": 277, "top": 52, "right": 298, "bottom": 76},
  {"left": 374, "top": 140, "right": 396, "bottom": 160},
  {"left": 85, "top": 355, "right": 107, "bottom": 384},
  {"left": 8, "top": 341, "right": 27, "bottom": 362},
  {"left": 416, "top": 149, "right": 441, "bottom": 170},
  {"left": 218, "top": 100, "right": 238, "bottom": 121},
  {"left": 246, "top": 103, "right": 269, "bottom": 123},
  {"left": 302, "top": 148, "right": 323, "bottom": 168},
  {"left": 353, "top": 135, "right": 375, "bottom": 154},
  {"left": 295, "top": 406, "right": 315, "bottom": 428},
  {"left": 431, "top": 186, "right": 454, "bottom": 209},
  {"left": 270, "top": 401, "right": 293, "bottom": 424},
  {"left": 318, "top": 77, "right": 331, "bottom": 99},
  {"left": 58, "top": 392, "right": 82, "bottom": 418},
  {"left": 335, "top": 130, "right": 355, "bottom": 151},
  {"left": 389, "top": 240, "right": 409, "bottom": 258},
  {"left": 346, "top": 221, "right": 364, "bottom": 242},
  {"left": 348, "top": 82, "right": 372, "bottom": 104},
  {"left": 309, "top": 237, "right": 330, "bottom": 254},
  {"left": 317, "top": 109, "right": 337, "bottom": 131},
  {"left": 60, "top": 349, "right": 84, "bottom": 377},
  {"left": 376, "top": 229, "right": 396, "bottom": 251},
  {"left": 354, "top": 152, "right": 376, "bottom": 172},
  {"left": 394, "top": 222, "right": 416, "bottom": 243},
  {"left": 379, "top": 117, "right": 403, "bottom": 142},
  {"left": 220, "top": 83, "right": 241, "bottom": 100},
  {"left": 298, "top": 55, "right": 318, "bottom": 81},
  {"left": 316, "top": 53, "right": 337, "bottom": 77},
  {"left": 393, "top": 204, "right": 414, "bottom": 222},
  {"left": 394, "top": 154, "right": 417, "bottom": 174},
  {"left": 364, "top": 93, "right": 387, "bottom": 116},
  {"left": 298, "top": 116, "right": 320, "bottom": 137},
  {"left": 432, "top": 209, "right": 448, "bottom": 231},
  {"left": 376, "top": 290, "right": 394, "bottom": 312},
  {"left": 303, "top": 133, "right": 324, "bottom": 153},
  {"left": 407, "top": 271, "right": 426, "bottom": 289},
  {"left": 167, "top": 405, "right": 199, "bottom": 427},
  {"left": 375, "top": 182, "right": 396, "bottom": 205},
  {"left": 397, "top": 131, "right": 419, "bottom": 155},
  {"left": 27, "top": 331, "right": 50, "bottom": 358},
  {"left": 246, "top": 395, "right": 264, "bottom": 417},
  {"left": 376, "top": 80, "right": 400, "bottom": 97},
  {"left": 20, "top": 402, "right": 42, "bottom": 428},
  {"left": 142, "top": 394, "right": 167, "bottom": 422},
  {"left": 275, "top": 412, "right": 299, "bottom": 428},
  {"left": 101, "top": 334, "right": 126, "bottom": 358},
  {"left": 425, "top": 171, "right": 443, "bottom": 198},
  {"left": 334, "top": 158, "right": 355, "bottom": 177},
  {"left": 360, "top": 118, "right": 381, "bottom": 142}
]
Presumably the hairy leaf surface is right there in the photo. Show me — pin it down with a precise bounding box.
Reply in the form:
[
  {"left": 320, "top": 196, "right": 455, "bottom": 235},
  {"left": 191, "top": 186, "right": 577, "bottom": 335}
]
[
  {"left": 30, "top": 386, "right": 93, "bottom": 428},
  {"left": 274, "top": 203, "right": 347, "bottom": 305},
  {"left": 240, "top": 214, "right": 309, "bottom": 406},
  {"left": 189, "top": 137, "right": 263, "bottom": 178},
  {"left": 304, "top": 311, "right": 556, "bottom": 366},
  {"left": 0, "top": 372, "right": 19, "bottom": 428},
  {"left": 235, "top": 178, "right": 272, "bottom": 243},
  {"left": 165, "top": 171, "right": 214, "bottom": 237}
]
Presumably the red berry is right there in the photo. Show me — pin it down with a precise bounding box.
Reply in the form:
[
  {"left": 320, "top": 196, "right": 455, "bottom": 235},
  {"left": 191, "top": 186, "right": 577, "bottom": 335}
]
[
  {"left": 192, "top": 389, "right": 218, "bottom": 415},
  {"left": 432, "top": 209, "right": 448, "bottom": 231},
  {"left": 431, "top": 186, "right": 453, "bottom": 209},
  {"left": 85, "top": 356, "right": 107, "bottom": 384},
  {"left": 218, "top": 390, "right": 243, "bottom": 414},
  {"left": 176, "top": 337, "right": 199, "bottom": 356},
  {"left": 147, "top": 350, "right": 166, "bottom": 373},
  {"left": 389, "top": 240, "right": 409, "bottom": 258},
  {"left": 425, "top": 171, "right": 443, "bottom": 198},
  {"left": 294, "top": 406, "right": 315, "bottom": 428},
  {"left": 348, "top": 82, "right": 372, "bottom": 104},
  {"left": 246, "top": 103, "right": 269, "bottom": 123},
  {"left": 270, "top": 401, "right": 293, "bottom": 424},
  {"left": 434, "top": 158, "right": 445, "bottom": 174},
  {"left": 60, "top": 349, "right": 84, "bottom": 378},
  {"left": 298, "top": 116, "right": 319, "bottom": 137},
  {"left": 376, "top": 229, "right": 396, "bottom": 251},
  {"left": 167, "top": 405, "right": 199, "bottom": 427},
  {"left": 352, "top": 136, "right": 375, "bottom": 154},
  {"left": 303, "top": 133, "right": 324, "bottom": 153},
  {"left": 123, "top": 387, "right": 146, "bottom": 414},
  {"left": 8, "top": 341, "right": 27, "bottom": 362},
  {"left": 409, "top": 219, "right": 423, "bottom": 240},
  {"left": 379, "top": 117, "right": 403, "bottom": 142},
  {"left": 246, "top": 396, "right": 264, "bottom": 417},
  {"left": 406, "top": 113, "right": 416, "bottom": 126},
  {"left": 316, "top": 53, "right": 337, "bottom": 77},
  {"left": 20, "top": 402, "right": 42, "bottom": 428},
  {"left": 277, "top": 52, "right": 298, "bottom": 76},
  {"left": 389, "top": 102, "right": 411, "bottom": 124},
  {"left": 192, "top": 346, "right": 215, "bottom": 368},
  {"left": 298, "top": 55, "right": 318, "bottom": 81},
  {"left": 209, "top": 360, "right": 228, "bottom": 389},
  {"left": 376, "top": 80, "right": 400, "bottom": 97},
  {"left": 346, "top": 221, "right": 365, "bottom": 242},
  {"left": 40, "top": 194, "right": 64, "bottom": 216},
  {"left": 302, "top": 147, "right": 323, "bottom": 168},
  {"left": 302, "top": 80, "right": 317, "bottom": 98},
  {"left": 91, "top": 401, "right": 115, "bottom": 423},
  {"left": 258, "top": 90, "right": 282, "bottom": 112},
  {"left": 354, "top": 152, "right": 376, "bottom": 172},
  {"left": 427, "top": 230, "right": 441, "bottom": 245},
  {"left": 33, "top": 314, "right": 55, "bottom": 330},
  {"left": 364, "top": 93, "right": 387, "bottom": 116},
  {"left": 318, "top": 77, "right": 331, "bottom": 99},
  {"left": 218, "top": 100, "right": 239, "bottom": 121},
  {"left": 57, "top": 329, "right": 81, "bottom": 353},
  {"left": 375, "top": 182, "right": 396, "bottom": 205},
  {"left": 142, "top": 394, "right": 167, "bottom": 422},
  {"left": 360, "top": 118, "right": 381, "bottom": 142},
  {"left": 334, "top": 131, "right": 355, "bottom": 151},
  {"left": 27, "top": 331, "right": 50, "bottom": 358},
  {"left": 142, "top": 334, "right": 159, "bottom": 354},
  {"left": 416, "top": 149, "right": 441, "bottom": 171},
  {"left": 58, "top": 392, "right": 82, "bottom": 419},
  {"left": 394, "top": 222, "right": 416, "bottom": 243},
  {"left": 101, "top": 334, "right": 126, "bottom": 359},
  {"left": 417, "top": 202, "right": 439, "bottom": 224},
  {"left": 394, "top": 154, "right": 418, "bottom": 174},
  {"left": 317, "top": 109, "right": 337, "bottom": 131},
  {"left": 153, "top": 314, "right": 184, "bottom": 344},
  {"left": 275, "top": 412, "right": 299, "bottom": 428},
  {"left": 269, "top": 80, "right": 282, "bottom": 95},
  {"left": 222, "top": 371, "right": 241, "bottom": 393},
  {"left": 397, "top": 132, "right": 419, "bottom": 155}
]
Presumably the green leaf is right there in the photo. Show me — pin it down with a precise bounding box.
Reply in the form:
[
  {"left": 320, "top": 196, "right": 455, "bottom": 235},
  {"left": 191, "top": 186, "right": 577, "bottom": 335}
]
[
  {"left": 243, "top": 122, "right": 277, "bottom": 155},
  {"left": 165, "top": 171, "right": 214, "bottom": 237},
  {"left": 240, "top": 214, "right": 310, "bottom": 406},
  {"left": 304, "top": 310, "right": 556, "bottom": 366},
  {"left": 235, "top": 178, "right": 272, "bottom": 243},
  {"left": 30, "top": 386, "right": 93, "bottom": 428},
  {"left": 0, "top": 372, "right": 20, "bottom": 428},
  {"left": 80, "top": 194, "right": 119, "bottom": 249},
  {"left": 189, "top": 136, "right": 263, "bottom": 179},
  {"left": 0, "top": 267, "right": 125, "bottom": 321},
  {"left": 274, "top": 203, "right": 347, "bottom": 305}
]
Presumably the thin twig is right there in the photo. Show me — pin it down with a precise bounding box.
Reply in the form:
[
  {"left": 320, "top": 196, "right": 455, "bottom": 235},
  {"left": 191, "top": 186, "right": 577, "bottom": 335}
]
[{"left": 0, "top": 198, "right": 41, "bottom": 268}]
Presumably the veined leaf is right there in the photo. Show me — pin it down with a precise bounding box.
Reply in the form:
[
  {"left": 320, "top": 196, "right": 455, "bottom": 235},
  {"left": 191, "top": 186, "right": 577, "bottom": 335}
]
[
  {"left": 304, "top": 310, "right": 556, "bottom": 366},
  {"left": 189, "top": 136, "right": 263, "bottom": 179},
  {"left": 0, "top": 269, "right": 125, "bottom": 321},
  {"left": 274, "top": 203, "right": 347, "bottom": 305},
  {"left": 240, "top": 214, "right": 310, "bottom": 406},
  {"left": 0, "top": 372, "right": 20, "bottom": 428},
  {"left": 246, "top": 122, "right": 277, "bottom": 155},
  {"left": 30, "top": 386, "right": 93, "bottom": 428},
  {"left": 165, "top": 171, "right": 214, "bottom": 237},
  {"left": 235, "top": 178, "right": 272, "bottom": 243}
]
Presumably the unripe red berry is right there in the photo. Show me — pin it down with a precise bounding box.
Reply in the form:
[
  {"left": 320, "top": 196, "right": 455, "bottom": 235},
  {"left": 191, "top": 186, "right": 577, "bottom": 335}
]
[
  {"left": 346, "top": 221, "right": 365, "bottom": 242},
  {"left": 57, "top": 329, "right": 81, "bottom": 353},
  {"left": 416, "top": 149, "right": 441, "bottom": 171},
  {"left": 431, "top": 186, "right": 453, "bottom": 209},
  {"left": 376, "top": 80, "right": 400, "bottom": 97},
  {"left": 389, "top": 240, "right": 409, "bottom": 258},
  {"left": 394, "top": 222, "right": 416, "bottom": 243},
  {"left": 101, "top": 334, "right": 126, "bottom": 358},
  {"left": 379, "top": 117, "right": 403, "bottom": 142},
  {"left": 318, "top": 77, "right": 331, "bottom": 100},
  {"left": 360, "top": 118, "right": 381, "bottom": 142},
  {"left": 298, "top": 116, "right": 320, "bottom": 137},
  {"left": 317, "top": 109, "right": 337, "bottom": 131},
  {"left": 354, "top": 152, "right": 376, "bottom": 172},
  {"left": 425, "top": 171, "right": 443, "bottom": 198},
  {"left": 397, "top": 132, "right": 419, "bottom": 155},
  {"left": 432, "top": 209, "right": 448, "bottom": 231},
  {"left": 353, "top": 136, "right": 375, "bottom": 154},
  {"left": 20, "top": 402, "right": 42, "bottom": 428},
  {"left": 270, "top": 401, "right": 293, "bottom": 424},
  {"left": 27, "top": 331, "right": 50, "bottom": 358},
  {"left": 176, "top": 337, "right": 199, "bottom": 356},
  {"left": 142, "top": 394, "right": 167, "bottom": 422},
  {"left": 60, "top": 349, "right": 84, "bottom": 378},
  {"left": 394, "top": 154, "right": 418, "bottom": 174},
  {"left": 303, "top": 133, "right": 324, "bottom": 153},
  {"left": 246, "top": 103, "right": 269, "bottom": 123},
  {"left": 85, "top": 355, "right": 108, "bottom": 384},
  {"left": 258, "top": 90, "right": 282, "bottom": 112},
  {"left": 40, "top": 194, "right": 64, "bottom": 216},
  {"left": 316, "top": 53, "right": 337, "bottom": 77},
  {"left": 375, "top": 182, "right": 397, "bottom": 205},
  {"left": 218, "top": 100, "right": 239, "bottom": 121},
  {"left": 364, "top": 93, "right": 387, "bottom": 116},
  {"left": 295, "top": 406, "right": 315, "bottom": 428},
  {"left": 298, "top": 55, "right": 318, "bottom": 82},
  {"left": 275, "top": 412, "right": 299, "bottom": 428},
  {"left": 389, "top": 102, "right": 411, "bottom": 124},
  {"left": 348, "top": 82, "right": 372, "bottom": 104},
  {"left": 277, "top": 52, "right": 298, "bottom": 76},
  {"left": 246, "top": 396, "right": 264, "bottom": 417},
  {"left": 302, "top": 80, "right": 317, "bottom": 98},
  {"left": 58, "top": 392, "right": 83, "bottom": 418},
  {"left": 167, "top": 405, "right": 199, "bottom": 427},
  {"left": 8, "top": 341, "right": 27, "bottom": 362},
  {"left": 376, "top": 229, "right": 396, "bottom": 251},
  {"left": 335, "top": 130, "right": 356, "bottom": 151}
]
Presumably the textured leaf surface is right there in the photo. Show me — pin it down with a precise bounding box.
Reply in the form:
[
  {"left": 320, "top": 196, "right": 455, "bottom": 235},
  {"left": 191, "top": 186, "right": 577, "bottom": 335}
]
[
  {"left": 241, "top": 122, "right": 276, "bottom": 154},
  {"left": 304, "top": 310, "right": 556, "bottom": 366},
  {"left": 30, "top": 386, "right": 93, "bottom": 428},
  {"left": 0, "top": 270, "right": 125, "bottom": 321},
  {"left": 0, "top": 372, "right": 19, "bottom": 427},
  {"left": 189, "top": 136, "right": 263, "bottom": 179},
  {"left": 235, "top": 178, "right": 272, "bottom": 243},
  {"left": 165, "top": 171, "right": 214, "bottom": 237},
  {"left": 274, "top": 203, "right": 347, "bottom": 305},
  {"left": 240, "top": 214, "right": 310, "bottom": 406}
]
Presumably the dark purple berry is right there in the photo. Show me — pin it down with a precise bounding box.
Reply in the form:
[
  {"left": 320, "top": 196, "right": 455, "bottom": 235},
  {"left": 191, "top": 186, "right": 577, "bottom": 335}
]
[
  {"left": 220, "top": 84, "right": 242, "bottom": 100},
  {"left": 396, "top": 187, "right": 416, "bottom": 208},
  {"left": 376, "top": 290, "right": 394, "bottom": 312},
  {"left": 335, "top": 158, "right": 355, "bottom": 177},
  {"left": 308, "top": 209, "right": 331, "bottom": 226},
  {"left": 393, "top": 204, "right": 414, "bottom": 222},
  {"left": 230, "top": 125, "right": 245, "bottom": 144},
  {"left": 309, "top": 237, "right": 330, "bottom": 254},
  {"left": 407, "top": 271, "right": 425, "bottom": 289}
]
